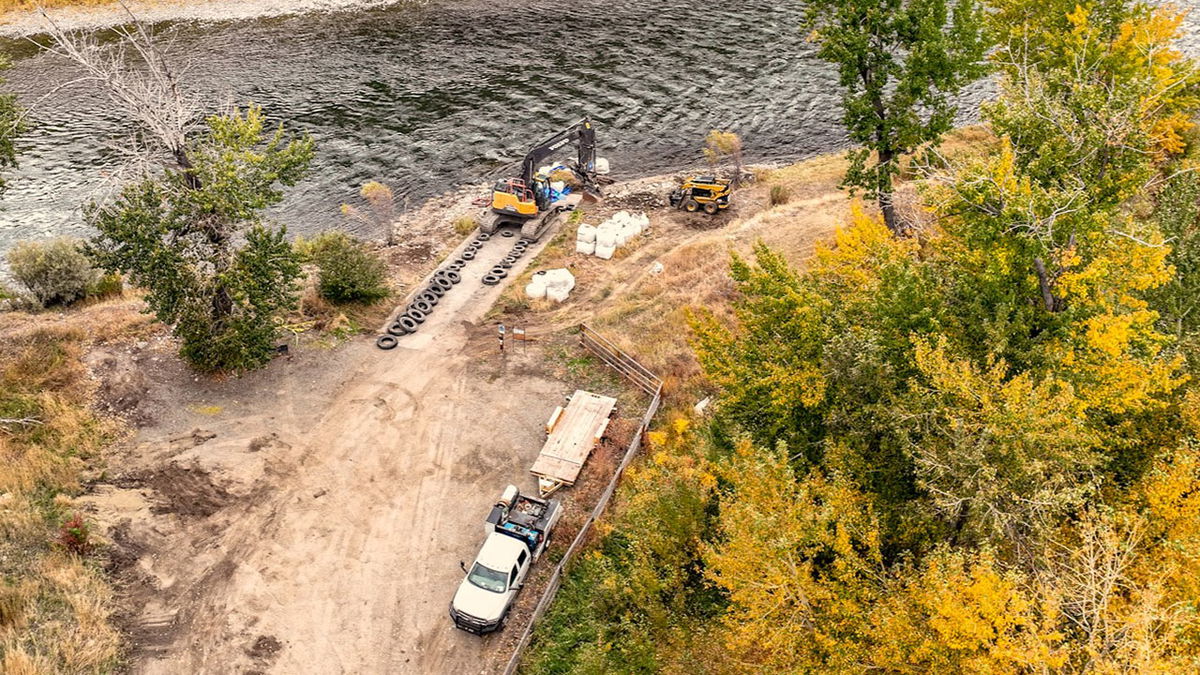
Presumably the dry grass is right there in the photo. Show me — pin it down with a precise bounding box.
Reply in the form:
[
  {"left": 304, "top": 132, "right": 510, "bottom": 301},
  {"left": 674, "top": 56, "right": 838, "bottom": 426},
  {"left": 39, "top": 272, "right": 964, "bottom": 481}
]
[
  {"left": 292, "top": 278, "right": 396, "bottom": 343},
  {"left": 0, "top": 0, "right": 120, "bottom": 12},
  {"left": 0, "top": 322, "right": 124, "bottom": 673},
  {"left": 488, "top": 149, "right": 853, "bottom": 401}
]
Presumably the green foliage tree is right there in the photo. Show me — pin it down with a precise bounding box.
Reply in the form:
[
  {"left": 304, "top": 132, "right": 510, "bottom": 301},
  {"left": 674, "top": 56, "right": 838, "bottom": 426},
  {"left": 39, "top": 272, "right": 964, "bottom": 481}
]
[
  {"left": 6, "top": 237, "right": 99, "bottom": 307},
  {"left": 804, "top": 0, "right": 987, "bottom": 234},
  {"left": 0, "top": 52, "right": 24, "bottom": 190},
  {"left": 87, "top": 106, "right": 313, "bottom": 373},
  {"left": 300, "top": 231, "right": 390, "bottom": 305}
]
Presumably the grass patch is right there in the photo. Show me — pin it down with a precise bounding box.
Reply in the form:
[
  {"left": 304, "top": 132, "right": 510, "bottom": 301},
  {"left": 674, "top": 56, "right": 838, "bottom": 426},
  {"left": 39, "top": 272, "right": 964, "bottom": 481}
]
[
  {"left": 0, "top": 326, "right": 122, "bottom": 673},
  {"left": 769, "top": 183, "right": 792, "bottom": 206},
  {"left": 453, "top": 215, "right": 478, "bottom": 236}
]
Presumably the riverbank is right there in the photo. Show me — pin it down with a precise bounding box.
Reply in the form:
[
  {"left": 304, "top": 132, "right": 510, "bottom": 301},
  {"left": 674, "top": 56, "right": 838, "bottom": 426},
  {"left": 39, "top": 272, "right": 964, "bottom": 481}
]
[
  {"left": 0, "top": 0, "right": 408, "bottom": 35},
  {"left": 0, "top": 146, "right": 869, "bottom": 671}
]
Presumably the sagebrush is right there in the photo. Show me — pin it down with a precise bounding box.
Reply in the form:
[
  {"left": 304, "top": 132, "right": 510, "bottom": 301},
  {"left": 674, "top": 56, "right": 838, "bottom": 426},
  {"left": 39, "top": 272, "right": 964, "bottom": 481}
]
[{"left": 6, "top": 237, "right": 99, "bottom": 307}]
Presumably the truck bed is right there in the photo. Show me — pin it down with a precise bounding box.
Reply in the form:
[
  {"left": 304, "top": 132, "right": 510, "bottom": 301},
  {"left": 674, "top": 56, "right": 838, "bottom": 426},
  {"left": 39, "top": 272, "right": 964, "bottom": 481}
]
[{"left": 530, "top": 389, "right": 617, "bottom": 495}]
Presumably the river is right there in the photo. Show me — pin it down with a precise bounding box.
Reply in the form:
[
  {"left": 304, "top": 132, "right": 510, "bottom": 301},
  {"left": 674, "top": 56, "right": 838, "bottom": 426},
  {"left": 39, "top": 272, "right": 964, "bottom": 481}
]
[{"left": 0, "top": 0, "right": 1196, "bottom": 255}]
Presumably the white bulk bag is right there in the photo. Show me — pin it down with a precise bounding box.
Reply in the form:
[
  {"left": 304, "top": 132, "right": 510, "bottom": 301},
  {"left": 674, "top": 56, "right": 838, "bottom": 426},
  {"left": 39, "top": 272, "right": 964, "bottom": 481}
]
[
  {"left": 596, "top": 228, "right": 618, "bottom": 248},
  {"left": 576, "top": 223, "right": 597, "bottom": 243},
  {"left": 575, "top": 239, "right": 595, "bottom": 255},
  {"left": 594, "top": 244, "right": 615, "bottom": 260},
  {"left": 546, "top": 286, "right": 571, "bottom": 303},
  {"left": 546, "top": 268, "right": 575, "bottom": 290},
  {"left": 525, "top": 280, "right": 547, "bottom": 299}
]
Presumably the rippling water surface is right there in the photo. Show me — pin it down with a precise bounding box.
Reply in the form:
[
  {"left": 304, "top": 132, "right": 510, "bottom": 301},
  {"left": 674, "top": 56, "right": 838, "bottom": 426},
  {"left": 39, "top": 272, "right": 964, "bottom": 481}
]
[{"left": 0, "top": 0, "right": 1195, "bottom": 253}]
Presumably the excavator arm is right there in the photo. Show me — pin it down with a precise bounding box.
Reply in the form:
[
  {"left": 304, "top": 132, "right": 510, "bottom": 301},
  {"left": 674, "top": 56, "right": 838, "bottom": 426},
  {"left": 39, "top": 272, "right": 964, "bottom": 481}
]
[
  {"left": 487, "top": 118, "right": 602, "bottom": 236},
  {"left": 517, "top": 118, "right": 600, "bottom": 209}
]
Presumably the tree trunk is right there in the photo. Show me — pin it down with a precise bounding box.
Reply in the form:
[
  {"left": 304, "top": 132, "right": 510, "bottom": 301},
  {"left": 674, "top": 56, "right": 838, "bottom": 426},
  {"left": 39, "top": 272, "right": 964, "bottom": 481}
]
[
  {"left": 173, "top": 146, "right": 202, "bottom": 191},
  {"left": 877, "top": 148, "right": 900, "bottom": 234},
  {"left": 1034, "top": 257, "right": 1058, "bottom": 312},
  {"left": 879, "top": 191, "right": 899, "bottom": 235}
]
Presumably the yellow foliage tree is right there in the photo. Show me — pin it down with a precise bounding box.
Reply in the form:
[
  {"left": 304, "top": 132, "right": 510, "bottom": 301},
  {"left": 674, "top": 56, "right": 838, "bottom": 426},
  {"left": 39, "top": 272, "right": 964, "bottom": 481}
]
[
  {"left": 869, "top": 548, "right": 1064, "bottom": 673},
  {"left": 704, "top": 440, "right": 881, "bottom": 672}
]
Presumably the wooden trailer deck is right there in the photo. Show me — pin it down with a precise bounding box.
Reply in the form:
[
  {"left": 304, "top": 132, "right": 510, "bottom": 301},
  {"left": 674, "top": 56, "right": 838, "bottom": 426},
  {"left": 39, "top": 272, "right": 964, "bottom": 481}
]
[{"left": 530, "top": 390, "right": 617, "bottom": 496}]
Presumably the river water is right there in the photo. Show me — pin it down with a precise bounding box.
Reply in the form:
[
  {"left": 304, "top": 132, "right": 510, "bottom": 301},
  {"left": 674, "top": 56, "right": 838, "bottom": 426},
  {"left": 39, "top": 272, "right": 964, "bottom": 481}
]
[{"left": 0, "top": 0, "right": 1196, "bottom": 254}]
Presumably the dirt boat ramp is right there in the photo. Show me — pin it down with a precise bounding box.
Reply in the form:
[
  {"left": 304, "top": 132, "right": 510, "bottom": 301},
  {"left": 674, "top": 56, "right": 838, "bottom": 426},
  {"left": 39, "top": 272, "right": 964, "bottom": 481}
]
[{"left": 91, "top": 231, "right": 572, "bottom": 674}]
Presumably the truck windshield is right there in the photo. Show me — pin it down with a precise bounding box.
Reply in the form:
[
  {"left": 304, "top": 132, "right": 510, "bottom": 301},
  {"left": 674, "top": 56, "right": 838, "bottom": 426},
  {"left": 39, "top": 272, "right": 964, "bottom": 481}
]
[{"left": 467, "top": 563, "right": 508, "bottom": 593}]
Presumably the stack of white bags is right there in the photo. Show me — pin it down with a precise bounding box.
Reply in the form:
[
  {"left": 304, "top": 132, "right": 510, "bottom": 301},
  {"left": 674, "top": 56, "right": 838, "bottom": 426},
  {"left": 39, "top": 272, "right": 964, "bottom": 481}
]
[
  {"left": 525, "top": 268, "right": 576, "bottom": 303},
  {"left": 575, "top": 211, "right": 650, "bottom": 259}
]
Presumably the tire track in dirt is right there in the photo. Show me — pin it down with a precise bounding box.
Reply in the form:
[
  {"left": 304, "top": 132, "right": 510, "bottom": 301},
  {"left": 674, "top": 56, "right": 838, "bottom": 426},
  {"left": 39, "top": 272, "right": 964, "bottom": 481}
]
[{"left": 116, "top": 234, "right": 567, "bottom": 674}]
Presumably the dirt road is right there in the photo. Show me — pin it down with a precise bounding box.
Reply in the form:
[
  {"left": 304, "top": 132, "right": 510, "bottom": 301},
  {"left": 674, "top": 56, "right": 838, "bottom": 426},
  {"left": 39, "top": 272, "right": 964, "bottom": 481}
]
[{"left": 90, "top": 233, "right": 572, "bottom": 674}]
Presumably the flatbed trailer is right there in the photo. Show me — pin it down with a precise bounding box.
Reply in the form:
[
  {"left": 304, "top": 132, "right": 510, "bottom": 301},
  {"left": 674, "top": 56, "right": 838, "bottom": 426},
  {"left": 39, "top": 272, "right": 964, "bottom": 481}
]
[{"left": 530, "top": 389, "right": 617, "bottom": 496}]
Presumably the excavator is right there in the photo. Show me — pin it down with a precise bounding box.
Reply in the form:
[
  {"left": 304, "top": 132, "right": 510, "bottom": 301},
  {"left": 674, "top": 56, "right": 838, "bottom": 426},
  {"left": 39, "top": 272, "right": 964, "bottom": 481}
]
[{"left": 482, "top": 118, "right": 603, "bottom": 241}]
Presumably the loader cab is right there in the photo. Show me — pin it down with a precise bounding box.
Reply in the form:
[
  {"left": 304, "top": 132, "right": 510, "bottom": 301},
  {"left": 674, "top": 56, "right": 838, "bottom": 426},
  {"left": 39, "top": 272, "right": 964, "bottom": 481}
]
[{"left": 669, "top": 175, "right": 732, "bottom": 215}]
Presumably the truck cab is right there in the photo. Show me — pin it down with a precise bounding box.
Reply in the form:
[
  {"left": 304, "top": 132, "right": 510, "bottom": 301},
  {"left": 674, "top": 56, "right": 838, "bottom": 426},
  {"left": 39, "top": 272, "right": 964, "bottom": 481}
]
[
  {"left": 450, "top": 485, "right": 561, "bottom": 634},
  {"left": 449, "top": 533, "right": 532, "bottom": 633}
]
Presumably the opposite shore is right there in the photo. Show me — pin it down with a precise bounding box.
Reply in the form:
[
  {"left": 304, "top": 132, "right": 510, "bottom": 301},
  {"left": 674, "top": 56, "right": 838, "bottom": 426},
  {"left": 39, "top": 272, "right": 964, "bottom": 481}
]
[{"left": 0, "top": 0, "right": 414, "bottom": 36}]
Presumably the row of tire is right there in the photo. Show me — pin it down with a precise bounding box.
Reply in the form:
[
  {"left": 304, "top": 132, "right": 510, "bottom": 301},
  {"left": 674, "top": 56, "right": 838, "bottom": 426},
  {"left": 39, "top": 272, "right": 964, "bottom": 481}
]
[
  {"left": 375, "top": 232, "right": 534, "bottom": 350},
  {"left": 482, "top": 235, "right": 532, "bottom": 286}
]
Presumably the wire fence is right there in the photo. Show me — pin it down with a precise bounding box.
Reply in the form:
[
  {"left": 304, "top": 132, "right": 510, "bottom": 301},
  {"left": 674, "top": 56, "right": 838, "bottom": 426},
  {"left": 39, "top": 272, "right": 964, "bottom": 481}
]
[{"left": 502, "top": 324, "right": 664, "bottom": 675}]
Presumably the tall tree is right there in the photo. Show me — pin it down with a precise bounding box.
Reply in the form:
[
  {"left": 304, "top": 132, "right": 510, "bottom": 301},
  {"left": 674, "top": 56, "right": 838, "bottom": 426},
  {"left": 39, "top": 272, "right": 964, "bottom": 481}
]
[
  {"left": 804, "top": 0, "right": 987, "bottom": 234},
  {"left": 43, "top": 14, "right": 313, "bottom": 372},
  {"left": 87, "top": 107, "right": 312, "bottom": 372}
]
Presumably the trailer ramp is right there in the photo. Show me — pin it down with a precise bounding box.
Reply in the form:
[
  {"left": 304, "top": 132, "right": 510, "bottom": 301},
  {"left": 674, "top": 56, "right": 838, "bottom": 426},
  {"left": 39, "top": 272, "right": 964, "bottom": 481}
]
[{"left": 530, "top": 389, "right": 617, "bottom": 496}]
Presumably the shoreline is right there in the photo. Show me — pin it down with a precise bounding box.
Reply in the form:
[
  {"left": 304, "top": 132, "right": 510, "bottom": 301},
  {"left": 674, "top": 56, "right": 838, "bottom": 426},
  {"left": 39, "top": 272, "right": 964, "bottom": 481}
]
[{"left": 0, "top": 0, "right": 413, "bottom": 36}]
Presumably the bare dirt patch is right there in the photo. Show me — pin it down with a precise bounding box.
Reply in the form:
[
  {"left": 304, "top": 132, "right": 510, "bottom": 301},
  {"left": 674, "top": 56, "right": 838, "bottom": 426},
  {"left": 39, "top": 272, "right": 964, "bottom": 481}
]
[{"left": 124, "top": 463, "right": 234, "bottom": 519}]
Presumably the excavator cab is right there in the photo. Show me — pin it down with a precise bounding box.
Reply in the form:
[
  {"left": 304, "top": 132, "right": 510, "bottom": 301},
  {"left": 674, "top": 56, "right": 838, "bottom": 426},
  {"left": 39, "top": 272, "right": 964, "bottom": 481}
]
[{"left": 491, "top": 178, "right": 540, "bottom": 217}]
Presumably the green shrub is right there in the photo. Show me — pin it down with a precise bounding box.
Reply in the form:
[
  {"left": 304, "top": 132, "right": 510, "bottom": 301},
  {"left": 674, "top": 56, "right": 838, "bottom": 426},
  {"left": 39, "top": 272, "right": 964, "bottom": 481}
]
[
  {"left": 85, "top": 273, "right": 124, "bottom": 301},
  {"left": 6, "top": 238, "right": 99, "bottom": 307},
  {"left": 302, "top": 231, "right": 390, "bottom": 305},
  {"left": 769, "top": 184, "right": 792, "bottom": 206}
]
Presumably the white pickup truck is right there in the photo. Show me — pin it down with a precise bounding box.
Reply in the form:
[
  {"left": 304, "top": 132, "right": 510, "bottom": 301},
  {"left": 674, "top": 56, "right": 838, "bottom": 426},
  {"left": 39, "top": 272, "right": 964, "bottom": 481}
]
[{"left": 449, "top": 485, "right": 562, "bottom": 634}]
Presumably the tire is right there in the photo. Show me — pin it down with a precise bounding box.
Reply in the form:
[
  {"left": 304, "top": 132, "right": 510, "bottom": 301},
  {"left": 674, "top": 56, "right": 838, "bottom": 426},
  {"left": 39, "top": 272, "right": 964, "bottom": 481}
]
[
  {"left": 432, "top": 279, "right": 453, "bottom": 293},
  {"left": 386, "top": 322, "right": 407, "bottom": 337},
  {"left": 477, "top": 232, "right": 491, "bottom": 241},
  {"left": 482, "top": 273, "right": 501, "bottom": 286},
  {"left": 703, "top": 201, "right": 719, "bottom": 215},
  {"left": 462, "top": 250, "right": 476, "bottom": 261},
  {"left": 448, "top": 260, "right": 465, "bottom": 270},
  {"left": 418, "top": 291, "right": 439, "bottom": 306},
  {"left": 513, "top": 242, "right": 528, "bottom": 251},
  {"left": 406, "top": 307, "right": 427, "bottom": 323},
  {"left": 376, "top": 335, "right": 399, "bottom": 350},
  {"left": 490, "top": 267, "right": 508, "bottom": 279},
  {"left": 683, "top": 199, "right": 699, "bottom": 213},
  {"left": 501, "top": 229, "right": 515, "bottom": 237},
  {"left": 498, "top": 258, "right": 514, "bottom": 269},
  {"left": 398, "top": 316, "right": 419, "bottom": 332},
  {"left": 442, "top": 270, "right": 462, "bottom": 284},
  {"left": 412, "top": 299, "right": 434, "bottom": 314}
]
